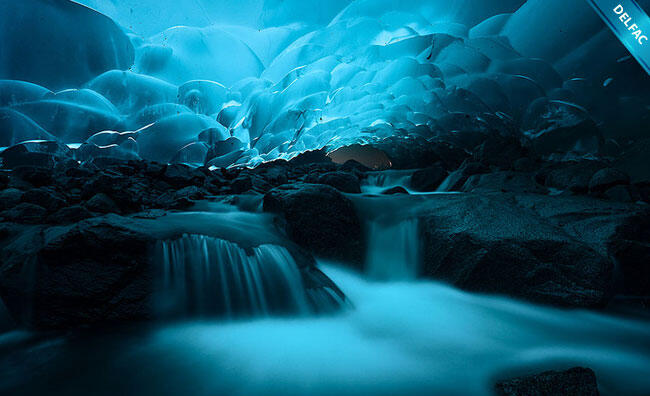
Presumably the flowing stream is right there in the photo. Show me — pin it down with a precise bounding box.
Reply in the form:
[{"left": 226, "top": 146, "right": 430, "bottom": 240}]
[
  {"left": 1, "top": 262, "right": 650, "bottom": 396},
  {"left": 156, "top": 234, "right": 312, "bottom": 317},
  {"left": 1, "top": 208, "right": 650, "bottom": 396},
  {"left": 365, "top": 218, "right": 420, "bottom": 280}
]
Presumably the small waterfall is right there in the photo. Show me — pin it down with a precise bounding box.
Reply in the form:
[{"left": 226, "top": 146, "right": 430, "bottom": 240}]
[
  {"left": 156, "top": 234, "right": 314, "bottom": 318},
  {"left": 362, "top": 170, "right": 412, "bottom": 194},
  {"left": 365, "top": 218, "right": 420, "bottom": 280}
]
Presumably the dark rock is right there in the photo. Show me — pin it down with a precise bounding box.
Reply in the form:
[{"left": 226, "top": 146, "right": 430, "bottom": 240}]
[
  {"left": 589, "top": 168, "right": 630, "bottom": 193},
  {"left": 155, "top": 186, "right": 205, "bottom": 210},
  {"left": 231, "top": 175, "right": 253, "bottom": 194},
  {"left": 410, "top": 165, "right": 447, "bottom": 192},
  {"left": 523, "top": 100, "right": 603, "bottom": 156},
  {"left": 0, "top": 140, "right": 72, "bottom": 169},
  {"left": 0, "top": 203, "right": 47, "bottom": 224},
  {"left": 437, "top": 161, "right": 489, "bottom": 191},
  {"left": 614, "top": 138, "right": 650, "bottom": 183},
  {"left": 495, "top": 367, "right": 599, "bottom": 396},
  {"left": 162, "top": 164, "right": 205, "bottom": 188},
  {"left": 0, "top": 188, "right": 22, "bottom": 211},
  {"left": 419, "top": 194, "right": 613, "bottom": 308},
  {"left": 206, "top": 136, "right": 245, "bottom": 158},
  {"left": 0, "top": 215, "right": 155, "bottom": 329},
  {"left": 47, "top": 205, "right": 94, "bottom": 224},
  {"left": 339, "top": 160, "right": 371, "bottom": 173},
  {"left": 81, "top": 172, "right": 144, "bottom": 212},
  {"left": 0, "top": 172, "right": 8, "bottom": 189},
  {"left": 263, "top": 184, "right": 363, "bottom": 265},
  {"left": 637, "top": 182, "right": 650, "bottom": 203},
  {"left": 538, "top": 160, "right": 607, "bottom": 193},
  {"left": 608, "top": 209, "right": 650, "bottom": 295},
  {"left": 381, "top": 186, "right": 409, "bottom": 195},
  {"left": 513, "top": 157, "right": 536, "bottom": 172},
  {"left": 11, "top": 166, "right": 54, "bottom": 187},
  {"left": 473, "top": 136, "right": 526, "bottom": 169},
  {"left": 462, "top": 172, "right": 548, "bottom": 194},
  {"left": 21, "top": 187, "right": 66, "bottom": 212},
  {"left": 603, "top": 185, "right": 639, "bottom": 203},
  {"left": 317, "top": 172, "right": 361, "bottom": 194},
  {"left": 86, "top": 193, "right": 120, "bottom": 214}
]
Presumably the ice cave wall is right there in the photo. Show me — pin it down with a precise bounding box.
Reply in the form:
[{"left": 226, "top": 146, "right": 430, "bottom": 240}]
[{"left": 1, "top": 0, "right": 649, "bottom": 167}]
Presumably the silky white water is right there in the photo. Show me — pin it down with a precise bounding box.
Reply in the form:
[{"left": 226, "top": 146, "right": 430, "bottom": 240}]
[
  {"left": 365, "top": 218, "right": 420, "bottom": 280},
  {"left": 156, "top": 234, "right": 312, "bottom": 317},
  {"left": 1, "top": 262, "right": 649, "bottom": 396}
]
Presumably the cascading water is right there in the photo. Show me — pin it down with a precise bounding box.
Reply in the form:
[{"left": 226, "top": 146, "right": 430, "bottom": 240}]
[
  {"left": 155, "top": 234, "right": 313, "bottom": 318},
  {"left": 361, "top": 170, "right": 413, "bottom": 194},
  {"left": 365, "top": 218, "right": 420, "bottom": 281}
]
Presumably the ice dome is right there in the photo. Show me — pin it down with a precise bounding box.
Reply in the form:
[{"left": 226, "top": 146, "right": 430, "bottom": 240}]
[{"left": 1, "top": 0, "right": 649, "bottom": 167}]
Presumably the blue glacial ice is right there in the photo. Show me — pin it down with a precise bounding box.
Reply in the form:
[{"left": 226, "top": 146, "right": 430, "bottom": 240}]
[{"left": 1, "top": 0, "right": 649, "bottom": 166}]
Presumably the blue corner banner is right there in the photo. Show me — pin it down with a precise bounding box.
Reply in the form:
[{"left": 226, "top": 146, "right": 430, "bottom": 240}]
[{"left": 586, "top": 0, "right": 650, "bottom": 74}]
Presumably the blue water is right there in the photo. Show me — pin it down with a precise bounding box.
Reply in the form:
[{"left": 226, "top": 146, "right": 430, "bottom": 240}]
[{"left": 1, "top": 262, "right": 649, "bottom": 396}]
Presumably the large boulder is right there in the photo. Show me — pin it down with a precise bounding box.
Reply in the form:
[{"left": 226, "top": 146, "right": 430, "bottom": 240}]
[
  {"left": 0, "top": 215, "right": 155, "bottom": 329},
  {"left": 316, "top": 171, "right": 361, "bottom": 194},
  {"left": 588, "top": 168, "right": 630, "bottom": 193},
  {"left": 410, "top": 165, "right": 448, "bottom": 192},
  {"left": 607, "top": 209, "right": 650, "bottom": 296},
  {"left": 495, "top": 367, "right": 600, "bottom": 396},
  {"left": 0, "top": 213, "right": 347, "bottom": 329},
  {"left": 419, "top": 193, "right": 614, "bottom": 308},
  {"left": 537, "top": 160, "right": 607, "bottom": 193},
  {"left": 461, "top": 171, "right": 548, "bottom": 194},
  {"left": 0, "top": 140, "right": 73, "bottom": 169},
  {"left": 263, "top": 184, "right": 364, "bottom": 265}
]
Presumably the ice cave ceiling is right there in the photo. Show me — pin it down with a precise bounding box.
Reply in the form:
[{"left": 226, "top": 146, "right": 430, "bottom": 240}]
[{"left": 1, "top": 0, "right": 649, "bottom": 167}]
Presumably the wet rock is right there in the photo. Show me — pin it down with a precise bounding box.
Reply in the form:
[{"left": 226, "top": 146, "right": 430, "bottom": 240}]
[
  {"left": 495, "top": 367, "right": 599, "bottom": 396},
  {"left": 11, "top": 166, "right": 54, "bottom": 187},
  {"left": 231, "top": 175, "right": 254, "bottom": 194},
  {"left": 589, "top": 168, "right": 630, "bottom": 193},
  {"left": 473, "top": 136, "right": 526, "bottom": 169},
  {"left": 381, "top": 186, "right": 409, "bottom": 195},
  {"left": 339, "top": 160, "right": 371, "bottom": 174},
  {"left": 263, "top": 184, "right": 363, "bottom": 265},
  {"left": 0, "top": 140, "right": 72, "bottom": 169},
  {"left": 0, "top": 188, "right": 22, "bottom": 211},
  {"left": 537, "top": 160, "right": 607, "bottom": 193},
  {"left": 523, "top": 100, "right": 603, "bottom": 156},
  {"left": 86, "top": 193, "right": 120, "bottom": 214},
  {"left": 162, "top": 164, "right": 206, "bottom": 188},
  {"left": 419, "top": 194, "right": 613, "bottom": 308},
  {"left": 0, "top": 202, "right": 47, "bottom": 224},
  {"left": 614, "top": 138, "right": 650, "bottom": 183},
  {"left": 608, "top": 209, "right": 650, "bottom": 296},
  {"left": 513, "top": 157, "right": 536, "bottom": 172},
  {"left": 47, "top": 205, "right": 94, "bottom": 224},
  {"left": 255, "top": 165, "right": 289, "bottom": 187},
  {"left": 317, "top": 172, "right": 361, "bottom": 194},
  {"left": 21, "top": 187, "right": 66, "bottom": 212},
  {"left": 462, "top": 172, "right": 548, "bottom": 194},
  {"left": 0, "top": 215, "right": 155, "bottom": 329},
  {"left": 437, "top": 161, "right": 489, "bottom": 192},
  {"left": 603, "top": 185, "right": 639, "bottom": 203},
  {"left": 410, "top": 165, "right": 447, "bottom": 192}
]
